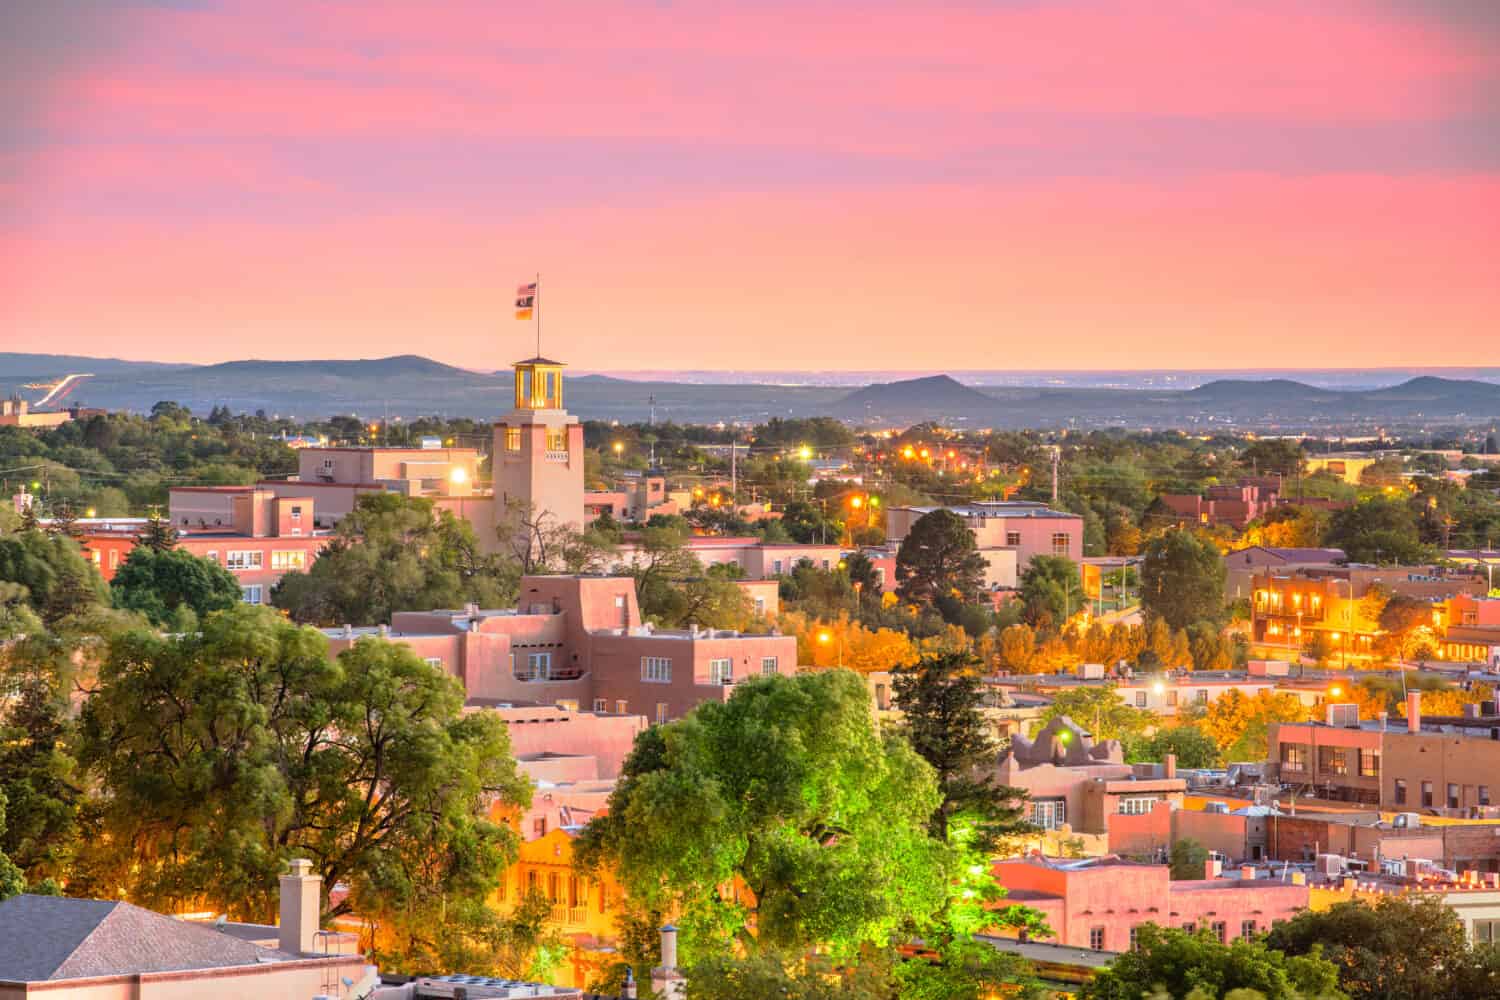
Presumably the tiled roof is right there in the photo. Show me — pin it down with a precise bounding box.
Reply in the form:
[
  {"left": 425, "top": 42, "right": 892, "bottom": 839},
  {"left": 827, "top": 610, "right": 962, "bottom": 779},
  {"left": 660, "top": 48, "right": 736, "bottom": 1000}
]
[{"left": 0, "top": 894, "right": 286, "bottom": 982}]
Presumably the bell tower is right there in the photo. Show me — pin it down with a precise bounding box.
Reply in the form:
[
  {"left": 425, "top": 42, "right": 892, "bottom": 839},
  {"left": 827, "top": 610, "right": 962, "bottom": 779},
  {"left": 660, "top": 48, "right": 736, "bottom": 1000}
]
[{"left": 492, "top": 355, "right": 584, "bottom": 535}]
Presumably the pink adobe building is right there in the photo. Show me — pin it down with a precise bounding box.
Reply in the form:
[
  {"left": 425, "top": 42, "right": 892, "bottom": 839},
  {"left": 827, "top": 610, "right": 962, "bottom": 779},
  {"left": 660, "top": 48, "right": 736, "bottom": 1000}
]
[
  {"left": 78, "top": 488, "right": 331, "bottom": 604},
  {"left": 991, "top": 716, "right": 1186, "bottom": 835},
  {"left": 991, "top": 854, "right": 1309, "bottom": 952},
  {"left": 322, "top": 574, "right": 798, "bottom": 726},
  {"left": 1157, "top": 479, "right": 1282, "bottom": 531},
  {"left": 885, "top": 501, "right": 1083, "bottom": 588}
]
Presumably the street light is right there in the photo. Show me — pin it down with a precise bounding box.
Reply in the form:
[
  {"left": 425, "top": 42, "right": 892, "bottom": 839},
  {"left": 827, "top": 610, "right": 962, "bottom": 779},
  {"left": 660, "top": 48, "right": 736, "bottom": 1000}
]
[
  {"left": 449, "top": 467, "right": 468, "bottom": 487},
  {"left": 817, "top": 630, "right": 843, "bottom": 669},
  {"left": 612, "top": 441, "right": 624, "bottom": 456}
]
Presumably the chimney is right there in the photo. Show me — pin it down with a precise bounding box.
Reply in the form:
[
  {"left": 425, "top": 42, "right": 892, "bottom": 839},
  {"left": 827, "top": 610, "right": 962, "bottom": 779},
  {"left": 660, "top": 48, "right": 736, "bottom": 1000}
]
[
  {"left": 278, "top": 858, "right": 321, "bottom": 956},
  {"left": 1378, "top": 711, "right": 1388, "bottom": 731},
  {"left": 652, "top": 924, "right": 685, "bottom": 999},
  {"left": 1407, "top": 691, "right": 1422, "bottom": 733},
  {"left": 1163, "top": 753, "right": 1177, "bottom": 780}
]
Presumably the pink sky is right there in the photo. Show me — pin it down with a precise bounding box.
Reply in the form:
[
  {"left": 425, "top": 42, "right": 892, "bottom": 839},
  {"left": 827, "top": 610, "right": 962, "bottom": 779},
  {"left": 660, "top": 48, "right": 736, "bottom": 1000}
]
[{"left": 3, "top": 1, "right": 1498, "bottom": 370}]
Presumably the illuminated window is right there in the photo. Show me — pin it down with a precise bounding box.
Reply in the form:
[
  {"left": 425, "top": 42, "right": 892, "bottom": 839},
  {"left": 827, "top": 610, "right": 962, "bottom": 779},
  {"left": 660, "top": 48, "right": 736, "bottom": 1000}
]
[
  {"left": 1050, "top": 532, "right": 1071, "bottom": 556},
  {"left": 506, "top": 427, "right": 523, "bottom": 451},
  {"left": 1280, "top": 743, "right": 1308, "bottom": 771},
  {"left": 546, "top": 428, "right": 567, "bottom": 453},
  {"left": 270, "top": 550, "right": 306, "bottom": 571},
  {"left": 1359, "top": 750, "right": 1379, "bottom": 778},
  {"left": 656, "top": 702, "right": 669, "bottom": 725},
  {"left": 225, "top": 550, "right": 263, "bottom": 571}
]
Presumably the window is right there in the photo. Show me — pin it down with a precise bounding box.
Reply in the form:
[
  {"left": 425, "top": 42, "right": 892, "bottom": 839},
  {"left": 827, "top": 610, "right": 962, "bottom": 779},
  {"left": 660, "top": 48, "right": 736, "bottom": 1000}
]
[
  {"left": 1359, "top": 750, "right": 1380, "bottom": 778},
  {"left": 225, "top": 550, "right": 263, "bottom": 571},
  {"left": 615, "top": 594, "right": 629, "bottom": 626},
  {"left": 773, "top": 559, "right": 784, "bottom": 574},
  {"left": 109, "top": 549, "right": 119, "bottom": 569},
  {"left": 241, "top": 585, "right": 263, "bottom": 604},
  {"left": 205, "top": 550, "right": 218, "bottom": 563},
  {"left": 754, "top": 597, "right": 766, "bottom": 615},
  {"left": 546, "top": 428, "right": 567, "bottom": 453},
  {"left": 1319, "top": 746, "right": 1349, "bottom": 775},
  {"left": 615, "top": 700, "right": 628, "bottom": 714},
  {"left": 515, "top": 651, "right": 552, "bottom": 681},
  {"left": 1166, "top": 690, "right": 1178, "bottom": 707},
  {"left": 1006, "top": 531, "right": 1021, "bottom": 546},
  {"left": 1422, "top": 781, "right": 1434, "bottom": 808},
  {"left": 290, "top": 505, "right": 302, "bottom": 517},
  {"left": 1196, "top": 689, "right": 1209, "bottom": 705},
  {"left": 1135, "top": 691, "right": 1147, "bottom": 707},
  {"left": 1089, "top": 927, "right": 1106, "bottom": 951},
  {"left": 1241, "top": 920, "right": 1257, "bottom": 939},
  {"left": 1481, "top": 785, "right": 1491, "bottom": 807},
  {"left": 505, "top": 427, "right": 522, "bottom": 451},
  {"left": 656, "top": 703, "right": 669, "bottom": 725},
  {"left": 1476, "top": 919, "right": 1500, "bottom": 945},
  {"left": 527, "top": 870, "right": 538, "bottom": 893},
  {"left": 1449, "top": 783, "right": 1460, "bottom": 810},
  {"left": 642, "top": 656, "right": 672, "bottom": 683},
  {"left": 1051, "top": 532, "right": 1071, "bottom": 556},
  {"left": 1031, "top": 798, "right": 1066, "bottom": 830},
  {"left": 1211, "top": 921, "right": 1227, "bottom": 943},
  {"left": 593, "top": 698, "right": 607, "bottom": 712},
  {"left": 1129, "top": 926, "right": 1140, "bottom": 951},
  {"left": 424, "top": 657, "right": 443, "bottom": 669},
  {"left": 1118, "top": 796, "right": 1157, "bottom": 816},
  {"left": 709, "top": 658, "right": 733, "bottom": 685},
  {"left": 756, "top": 656, "right": 779, "bottom": 677},
  {"left": 1395, "top": 779, "right": 1407, "bottom": 805},
  {"left": 1182, "top": 922, "right": 1196, "bottom": 934},
  {"left": 270, "top": 550, "right": 307, "bottom": 571},
  {"left": 533, "top": 818, "right": 546, "bottom": 838},
  {"left": 1280, "top": 743, "right": 1308, "bottom": 772}
]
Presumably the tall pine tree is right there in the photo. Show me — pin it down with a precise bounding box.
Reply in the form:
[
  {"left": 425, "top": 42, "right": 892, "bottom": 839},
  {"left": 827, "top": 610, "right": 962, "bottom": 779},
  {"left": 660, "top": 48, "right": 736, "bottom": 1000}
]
[{"left": 893, "top": 651, "right": 1031, "bottom": 853}]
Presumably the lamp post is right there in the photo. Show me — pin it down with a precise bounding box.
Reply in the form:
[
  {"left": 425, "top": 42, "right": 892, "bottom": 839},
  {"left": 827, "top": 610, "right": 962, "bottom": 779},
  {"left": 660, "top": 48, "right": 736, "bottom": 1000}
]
[{"left": 818, "top": 629, "right": 843, "bottom": 669}]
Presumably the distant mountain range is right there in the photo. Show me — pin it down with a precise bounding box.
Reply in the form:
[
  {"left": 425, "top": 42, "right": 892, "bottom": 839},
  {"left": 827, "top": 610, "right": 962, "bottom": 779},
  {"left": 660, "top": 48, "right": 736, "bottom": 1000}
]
[{"left": 2, "top": 353, "right": 1498, "bottom": 430}]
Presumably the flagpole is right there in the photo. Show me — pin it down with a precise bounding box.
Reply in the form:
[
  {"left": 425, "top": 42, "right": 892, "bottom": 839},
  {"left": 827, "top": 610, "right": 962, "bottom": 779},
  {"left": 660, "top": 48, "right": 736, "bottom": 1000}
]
[{"left": 535, "top": 271, "right": 542, "bottom": 358}]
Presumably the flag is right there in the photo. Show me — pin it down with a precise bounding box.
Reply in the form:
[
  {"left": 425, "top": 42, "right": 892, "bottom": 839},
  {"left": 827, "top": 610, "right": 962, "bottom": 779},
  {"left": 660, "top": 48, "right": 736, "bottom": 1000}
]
[{"left": 515, "top": 281, "right": 537, "bottom": 320}]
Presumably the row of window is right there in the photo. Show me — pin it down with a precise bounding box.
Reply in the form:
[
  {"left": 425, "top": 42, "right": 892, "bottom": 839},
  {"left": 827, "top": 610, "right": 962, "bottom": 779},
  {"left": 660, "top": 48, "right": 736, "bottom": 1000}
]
[
  {"left": 641, "top": 656, "right": 781, "bottom": 684},
  {"left": 1278, "top": 744, "right": 1379, "bottom": 778},
  {"left": 1135, "top": 689, "right": 1210, "bottom": 707},
  {"left": 998, "top": 531, "right": 1072, "bottom": 556},
  {"left": 1394, "top": 779, "right": 1490, "bottom": 810},
  {"left": 211, "top": 549, "right": 307, "bottom": 572},
  {"left": 590, "top": 698, "right": 670, "bottom": 725},
  {"left": 1094, "top": 920, "right": 1255, "bottom": 952}
]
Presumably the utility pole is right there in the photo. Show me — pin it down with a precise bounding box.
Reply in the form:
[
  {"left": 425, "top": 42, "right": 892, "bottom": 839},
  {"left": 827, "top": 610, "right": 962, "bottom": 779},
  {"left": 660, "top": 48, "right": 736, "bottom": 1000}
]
[
  {"left": 730, "top": 437, "right": 737, "bottom": 506},
  {"left": 1050, "top": 446, "right": 1060, "bottom": 504}
]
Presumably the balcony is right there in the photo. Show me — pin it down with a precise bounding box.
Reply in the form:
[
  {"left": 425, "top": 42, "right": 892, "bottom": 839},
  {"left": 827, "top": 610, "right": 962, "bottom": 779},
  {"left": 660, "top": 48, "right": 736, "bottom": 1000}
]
[
  {"left": 545, "top": 450, "right": 570, "bottom": 463},
  {"left": 550, "top": 904, "right": 589, "bottom": 926}
]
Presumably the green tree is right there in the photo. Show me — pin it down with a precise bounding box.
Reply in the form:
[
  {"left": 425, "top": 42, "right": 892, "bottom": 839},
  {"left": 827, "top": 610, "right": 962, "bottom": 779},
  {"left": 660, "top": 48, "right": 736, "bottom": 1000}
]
[
  {"left": 1038, "top": 685, "right": 1152, "bottom": 743},
  {"left": 1018, "top": 555, "right": 1083, "bottom": 629},
  {"left": 0, "top": 529, "right": 110, "bottom": 625},
  {"left": 893, "top": 652, "right": 1031, "bottom": 852},
  {"left": 272, "top": 493, "right": 514, "bottom": 625},
  {"left": 1240, "top": 440, "right": 1306, "bottom": 478},
  {"left": 135, "top": 511, "right": 178, "bottom": 552},
  {"left": 1083, "top": 924, "right": 1342, "bottom": 1000},
  {"left": 0, "top": 791, "right": 25, "bottom": 901},
  {"left": 1169, "top": 838, "right": 1212, "bottom": 880},
  {"left": 0, "top": 643, "right": 83, "bottom": 883},
  {"left": 75, "top": 605, "right": 530, "bottom": 965},
  {"left": 1326, "top": 497, "right": 1433, "bottom": 566},
  {"left": 111, "top": 546, "right": 242, "bottom": 626},
  {"left": 1140, "top": 530, "right": 1227, "bottom": 630},
  {"left": 1125, "top": 725, "right": 1222, "bottom": 770},
  {"left": 575, "top": 670, "right": 947, "bottom": 960},
  {"left": 1263, "top": 895, "right": 1481, "bottom": 1000},
  {"left": 896, "top": 510, "right": 987, "bottom": 607},
  {"left": 425, "top": 889, "right": 567, "bottom": 983}
]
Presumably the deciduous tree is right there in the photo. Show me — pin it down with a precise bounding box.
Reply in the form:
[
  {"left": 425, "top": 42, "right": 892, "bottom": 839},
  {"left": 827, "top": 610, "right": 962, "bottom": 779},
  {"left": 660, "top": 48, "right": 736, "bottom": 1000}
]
[
  {"left": 1140, "top": 529, "right": 1226, "bottom": 630},
  {"left": 111, "top": 546, "right": 242, "bottom": 626}
]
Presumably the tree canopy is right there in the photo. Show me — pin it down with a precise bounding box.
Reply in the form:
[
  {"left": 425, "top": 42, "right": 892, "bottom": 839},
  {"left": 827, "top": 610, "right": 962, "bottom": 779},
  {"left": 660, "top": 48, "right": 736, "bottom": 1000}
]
[
  {"left": 110, "top": 546, "right": 242, "bottom": 626},
  {"left": 575, "top": 670, "right": 948, "bottom": 960},
  {"left": 1082, "top": 924, "right": 1342, "bottom": 1000},
  {"left": 74, "top": 604, "right": 530, "bottom": 967},
  {"left": 271, "top": 492, "right": 515, "bottom": 625},
  {"left": 896, "top": 510, "right": 987, "bottom": 607},
  {"left": 1140, "top": 529, "right": 1226, "bottom": 630}
]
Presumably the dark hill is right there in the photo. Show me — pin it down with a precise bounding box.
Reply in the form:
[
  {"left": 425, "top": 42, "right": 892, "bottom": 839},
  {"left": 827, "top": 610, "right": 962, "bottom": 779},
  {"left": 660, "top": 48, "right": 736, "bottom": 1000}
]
[
  {"left": 192, "top": 355, "right": 476, "bottom": 378},
  {"left": 831, "top": 374, "right": 999, "bottom": 421}
]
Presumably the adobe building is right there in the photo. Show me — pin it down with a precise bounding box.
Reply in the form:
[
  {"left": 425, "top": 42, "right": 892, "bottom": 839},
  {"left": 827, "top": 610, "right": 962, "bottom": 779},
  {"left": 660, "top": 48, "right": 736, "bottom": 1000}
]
[
  {"left": 990, "top": 855, "right": 1308, "bottom": 952},
  {"left": 885, "top": 501, "right": 1083, "bottom": 588},
  {"left": 991, "top": 717, "right": 1185, "bottom": 834},
  {"left": 1222, "top": 545, "right": 1347, "bottom": 602},
  {"left": 323, "top": 574, "right": 798, "bottom": 725},
  {"left": 492, "top": 356, "right": 585, "bottom": 533},
  {"left": 1270, "top": 692, "right": 1500, "bottom": 820}
]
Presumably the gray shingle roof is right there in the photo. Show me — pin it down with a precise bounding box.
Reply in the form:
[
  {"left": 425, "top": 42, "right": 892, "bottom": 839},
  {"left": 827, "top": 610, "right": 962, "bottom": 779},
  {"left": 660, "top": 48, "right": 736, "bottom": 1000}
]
[{"left": 0, "top": 894, "right": 286, "bottom": 982}]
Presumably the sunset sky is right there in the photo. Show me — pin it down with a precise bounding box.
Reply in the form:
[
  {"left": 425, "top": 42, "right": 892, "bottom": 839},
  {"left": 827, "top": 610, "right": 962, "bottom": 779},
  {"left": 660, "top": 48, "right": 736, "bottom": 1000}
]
[{"left": 3, "top": 1, "right": 1498, "bottom": 371}]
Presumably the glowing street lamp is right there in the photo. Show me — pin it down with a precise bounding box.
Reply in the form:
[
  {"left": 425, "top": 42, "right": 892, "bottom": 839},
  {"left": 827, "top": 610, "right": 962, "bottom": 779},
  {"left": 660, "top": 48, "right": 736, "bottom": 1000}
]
[
  {"left": 449, "top": 467, "right": 468, "bottom": 487},
  {"left": 817, "top": 629, "right": 843, "bottom": 668},
  {"left": 612, "top": 441, "right": 624, "bottom": 456},
  {"left": 798, "top": 445, "right": 813, "bottom": 461}
]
